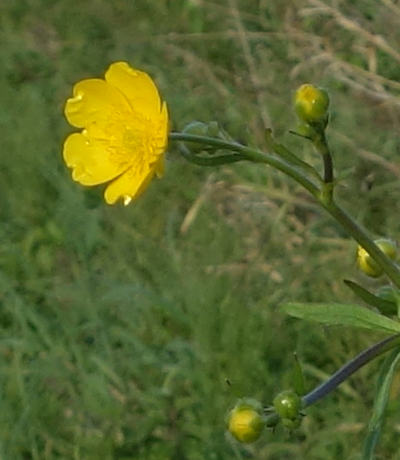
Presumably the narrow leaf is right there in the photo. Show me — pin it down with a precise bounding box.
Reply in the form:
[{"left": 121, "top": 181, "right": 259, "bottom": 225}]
[
  {"left": 344, "top": 279, "right": 396, "bottom": 315},
  {"left": 291, "top": 352, "right": 306, "bottom": 396},
  {"left": 362, "top": 349, "right": 400, "bottom": 460},
  {"left": 264, "top": 129, "right": 322, "bottom": 182},
  {"left": 281, "top": 302, "right": 400, "bottom": 333}
]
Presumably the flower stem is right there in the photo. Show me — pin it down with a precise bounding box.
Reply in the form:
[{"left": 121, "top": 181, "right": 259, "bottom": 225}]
[
  {"left": 302, "top": 334, "right": 400, "bottom": 407},
  {"left": 321, "top": 201, "right": 400, "bottom": 289},
  {"left": 170, "top": 132, "right": 400, "bottom": 288},
  {"left": 169, "top": 132, "right": 320, "bottom": 198},
  {"left": 314, "top": 131, "right": 333, "bottom": 185}
]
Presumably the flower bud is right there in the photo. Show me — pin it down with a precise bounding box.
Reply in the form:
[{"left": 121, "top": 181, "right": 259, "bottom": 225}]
[
  {"left": 273, "top": 390, "right": 301, "bottom": 421},
  {"left": 294, "top": 84, "right": 329, "bottom": 125},
  {"left": 183, "top": 121, "right": 209, "bottom": 137},
  {"left": 227, "top": 399, "right": 264, "bottom": 443},
  {"left": 182, "top": 121, "right": 222, "bottom": 153},
  {"left": 356, "top": 239, "right": 397, "bottom": 278}
]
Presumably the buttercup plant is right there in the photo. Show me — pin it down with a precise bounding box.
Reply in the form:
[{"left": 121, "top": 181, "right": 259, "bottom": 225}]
[{"left": 63, "top": 63, "right": 400, "bottom": 457}]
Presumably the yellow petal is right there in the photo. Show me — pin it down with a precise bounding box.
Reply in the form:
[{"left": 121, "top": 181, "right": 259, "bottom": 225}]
[
  {"left": 154, "top": 156, "right": 164, "bottom": 178},
  {"left": 104, "top": 161, "right": 159, "bottom": 205},
  {"left": 105, "top": 62, "right": 163, "bottom": 119},
  {"left": 147, "top": 101, "right": 169, "bottom": 164},
  {"left": 158, "top": 101, "right": 169, "bottom": 149},
  {"left": 63, "top": 133, "right": 130, "bottom": 185},
  {"left": 64, "top": 78, "right": 131, "bottom": 129}
]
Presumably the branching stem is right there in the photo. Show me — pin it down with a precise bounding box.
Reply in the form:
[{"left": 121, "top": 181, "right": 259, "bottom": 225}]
[{"left": 169, "top": 132, "right": 400, "bottom": 289}]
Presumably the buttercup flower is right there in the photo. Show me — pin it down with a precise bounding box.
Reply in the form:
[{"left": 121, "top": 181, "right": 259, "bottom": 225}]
[{"left": 63, "top": 62, "right": 168, "bottom": 205}]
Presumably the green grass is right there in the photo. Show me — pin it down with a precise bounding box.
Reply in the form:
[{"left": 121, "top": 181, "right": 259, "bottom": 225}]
[{"left": 0, "top": 0, "right": 400, "bottom": 458}]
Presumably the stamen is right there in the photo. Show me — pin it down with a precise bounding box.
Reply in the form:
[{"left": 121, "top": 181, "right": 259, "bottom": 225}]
[{"left": 123, "top": 195, "right": 132, "bottom": 206}]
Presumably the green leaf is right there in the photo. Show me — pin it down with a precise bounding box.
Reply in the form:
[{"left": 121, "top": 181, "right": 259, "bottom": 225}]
[
  {"left": 291, "top": 352, "right": 306, "bottom": 396},
  {"left": 281, "top": 302, "right": 400, "bottom": 333},
  {"left": 362, "top": 349, "right": 400, "bottom": 460},
  {"left": 264, "top": 129, "right": 322, "bottom": 183},
  {"left": 344, "top": 279, "right": 397, "bottom": 315}
]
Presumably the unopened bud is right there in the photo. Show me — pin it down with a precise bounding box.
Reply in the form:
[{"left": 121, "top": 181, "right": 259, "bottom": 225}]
[
  {"left": 227, "top": 399, "right": 264, "bottom": 443},
  {"left": 182, "top": 121, "right": 222, "bottom": 153},
  {"left": 356, "top": 239, "right": 397, "bottom": 278},
  {"left": 273, "top": 390, "right": 301, "bottom": 421},
  {"left": 294, "top": 84, "right": 329, "bottom": 125}
]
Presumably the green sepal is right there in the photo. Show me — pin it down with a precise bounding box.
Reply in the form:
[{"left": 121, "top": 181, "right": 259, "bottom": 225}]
[{"left": 281, "top": 417, "right": 302, "bottom": 430}]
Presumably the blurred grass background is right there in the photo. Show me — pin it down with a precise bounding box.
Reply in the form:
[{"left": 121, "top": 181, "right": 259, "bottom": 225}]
[{"left": 0, "top": 0, "right": 400, "bottom": 458}]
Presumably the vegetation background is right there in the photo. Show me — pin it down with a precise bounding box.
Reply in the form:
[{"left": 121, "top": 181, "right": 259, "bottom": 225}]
[{"left": 0, "top": 0, "right": 399, "bottom": 458}]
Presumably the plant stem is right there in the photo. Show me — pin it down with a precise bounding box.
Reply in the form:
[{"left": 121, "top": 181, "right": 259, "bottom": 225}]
[
  {"left": 312, "top": 131, "right": 400, "bottom": 288},
  {"left": 169, "top": 132, "right": 320, "bottom": 198},
  {"left": 302, "top": 334, "right": 400, "bottom": 407},
  {"left": 321, "top": 201, "right": 400, "bottom": 289},
  {"left": 314, "top": 131, "right": 333, "bottom": 184},
  {"left": 170, "top": 132, "right": 400, "bottom": 288}
]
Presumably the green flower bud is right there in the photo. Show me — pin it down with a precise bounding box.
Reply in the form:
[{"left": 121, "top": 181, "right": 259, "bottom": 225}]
[
  {"left": 294, "top": 84, "right": 329, "bottom": 125},
  {"left": 356, "top": 239, "right": 397, "bottom": 278},
  {"left": 182, "top": 121, "right": 222, "bottom": 153},
  {"left": 227, "top": 399, "right": 264, "bottom": 443},
  {"left": 273, "top": 390, "right": 301, "bottom": 421},
  {"left": 206, "top": 120, "right": 220, "bottom": 137},
  {"left": 182, "top": 121, "right": 209, "bottom": 153}
]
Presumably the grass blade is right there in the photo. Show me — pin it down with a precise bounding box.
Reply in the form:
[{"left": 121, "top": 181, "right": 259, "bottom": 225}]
[{"left": 362, "top": 349, "right": 400, "bottom": 459}]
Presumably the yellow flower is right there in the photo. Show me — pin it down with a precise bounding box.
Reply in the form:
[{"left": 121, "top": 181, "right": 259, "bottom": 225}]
[{"left": 63, "top": 62, "right": 169, "bottom": 205}]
